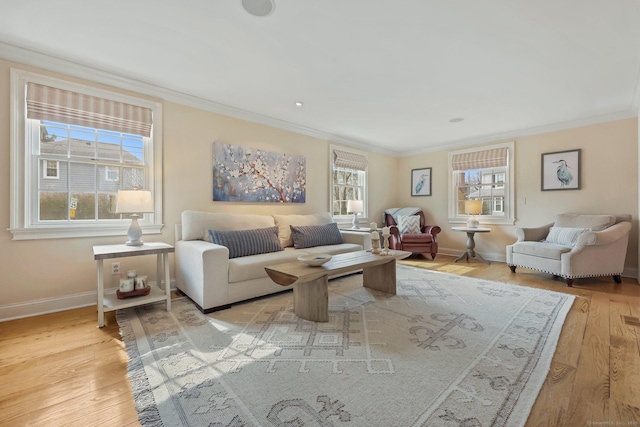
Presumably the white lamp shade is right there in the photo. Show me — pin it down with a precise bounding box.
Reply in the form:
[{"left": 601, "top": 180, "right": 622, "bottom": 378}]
[
  {"left": 347, "top": 199, "right": 364, "bottom": 213},
  {"left": 116, "top": 190, "right": 154, "bottom": 214},
  {"left": 464, "top": 200, "right": 483, "bottom": 215}
]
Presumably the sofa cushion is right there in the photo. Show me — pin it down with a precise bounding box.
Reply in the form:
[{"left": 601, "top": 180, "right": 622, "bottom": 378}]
[
  {"left": 511, "top": 241, "right": 572, "bottom": 260},
  {"left": 398, "top": 215, "right": 421, "bottom": 234},
  {"left": 290, "top": 222, "right": 344, "bottom": 249},
  {"left": 273, "top": 213, "right": 333, "bottom": 247},
  {"left": 182, "top": 210, "right": 275, "bottom": 241},
  {"left": 208, "top": 226, "right": 283, "bottom": 259},
  {"left": 545, "top": 226, "right": 590, "bottom": 246},
  {"left": 554, "top": 214, "right": 615, "bottom": 231}
]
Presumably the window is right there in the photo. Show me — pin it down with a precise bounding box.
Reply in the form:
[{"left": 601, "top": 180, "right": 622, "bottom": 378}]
[
  {"left": 330, "top": 146, "right": 368, "bottom": 224},
  {"left": 9, "top": 69, "right": 164, "bottom": 240},
  {"left": 42, "top": 160, "right": 59, "bottom": 179},
  {"left": 448, "top": 142, "right": 515, "bottom": 225}
]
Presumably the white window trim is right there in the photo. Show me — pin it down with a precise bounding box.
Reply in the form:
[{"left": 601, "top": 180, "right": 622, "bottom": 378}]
[
  {"left": 9, "top": 68, "right": 164, "bottom": 240},
  {"left": 42, "top": 160, "right": 59, "bottom": 179},
  {"left": 447, "top": 141, "right": 515, "bottom": 226},
  {"left": 329, "top": 144, "right": 369, "bottom": 226}
]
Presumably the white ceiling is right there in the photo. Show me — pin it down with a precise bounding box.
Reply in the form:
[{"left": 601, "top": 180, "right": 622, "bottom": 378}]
[{"left": 1, "top": 0, "right": 640, "bottom": 155}]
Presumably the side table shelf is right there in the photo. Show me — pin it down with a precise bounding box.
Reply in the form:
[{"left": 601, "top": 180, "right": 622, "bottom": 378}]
[{"left": 93, "top": 242, "right": 174, "bottom": 327}]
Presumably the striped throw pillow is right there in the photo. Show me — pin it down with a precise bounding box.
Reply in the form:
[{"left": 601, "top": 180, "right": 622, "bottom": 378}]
[
  {"left": 208, "top": 226, "right": 283, "bottom": 258},
  {"left": 289, "top": 222, "right": 343, "bottom": 249},
  {"left": 544, "top": 227, "right": 590, "bottom": 246},
  {"left": 397, "top": 215, "right": 421, "bottom": 234}
]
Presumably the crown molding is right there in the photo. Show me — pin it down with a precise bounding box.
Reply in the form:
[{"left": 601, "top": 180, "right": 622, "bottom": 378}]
[{"left": 0, "top": 41, "right": 398, "bottom": 155}]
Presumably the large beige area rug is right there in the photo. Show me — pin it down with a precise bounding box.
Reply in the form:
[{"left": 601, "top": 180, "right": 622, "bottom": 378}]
[{"left": 117, "top": 265, "right": 574, "bottom": 427}]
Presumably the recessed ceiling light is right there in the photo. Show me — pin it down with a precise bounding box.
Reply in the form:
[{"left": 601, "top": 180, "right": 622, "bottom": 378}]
[
  {"left": 241, "top": 0, "right": 275, "bottom": 17},
  {"left": 295, "top": 101, "right": 304, "bottom": 107},
  {"left": 449, "top": 117, "right": 464, "bottom": 123}
]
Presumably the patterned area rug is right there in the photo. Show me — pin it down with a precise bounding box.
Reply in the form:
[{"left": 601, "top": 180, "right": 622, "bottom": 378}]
[{"left": 117, "top": 265, "right": 574, "bottom": 427}]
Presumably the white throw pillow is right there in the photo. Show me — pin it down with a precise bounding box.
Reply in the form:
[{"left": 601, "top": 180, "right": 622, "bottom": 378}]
[
  {"left": 397, "top": 215, "right": 421, "bottom": 234},
  {"left": 545, "top": 226, "right": 590, "bottom": 246}
]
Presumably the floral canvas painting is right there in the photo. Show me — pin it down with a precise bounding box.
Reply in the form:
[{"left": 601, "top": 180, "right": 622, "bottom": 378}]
[{"left": 213, "top": 143, "right": 306, "bottom": 203}]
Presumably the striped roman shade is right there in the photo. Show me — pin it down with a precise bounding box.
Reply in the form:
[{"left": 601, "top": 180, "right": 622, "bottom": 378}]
[
  {"left": 451, "top": 147, "right": 508, "bottom": 171},
  {"left": 26, "top": 83, "right": 153, "bottom": 137},
  {"left": 333, "top": 149, "right": 368, "bottom": 171}
]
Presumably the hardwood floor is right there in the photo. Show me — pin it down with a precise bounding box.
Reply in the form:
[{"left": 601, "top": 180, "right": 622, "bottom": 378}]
[{"left": 0, "top": 255, "right": 639, "bottom": 426}]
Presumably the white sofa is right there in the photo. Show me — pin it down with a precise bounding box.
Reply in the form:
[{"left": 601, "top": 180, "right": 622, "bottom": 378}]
[
  {"left": 506, "top": 213, "right": 631, "bottom": 286},
  {"left": 175, "top": 210, "right": 372, "bottom": 312}
]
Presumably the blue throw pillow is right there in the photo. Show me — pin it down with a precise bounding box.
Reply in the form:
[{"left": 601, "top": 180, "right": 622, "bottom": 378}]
[
  {"left": 289, "top": 222, "right": 343, "bottom": 249},
  {"left": 208, "top": 226, "right": 283, "bottom": 259}
]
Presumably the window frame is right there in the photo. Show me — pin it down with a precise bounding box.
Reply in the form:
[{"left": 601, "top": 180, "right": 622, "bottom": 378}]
[
  {"left": 447, "top": 141, "right": 515, "bottom": 226},
  {"left": 9, "top": 69, "right": 164, "bottom": 240},
  {"left": 329, "top": 145, "right": 369, "bottom": 226}
]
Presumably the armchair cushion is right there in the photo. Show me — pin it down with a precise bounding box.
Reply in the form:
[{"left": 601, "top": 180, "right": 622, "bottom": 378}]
[
  {"left": 397, "top": 215, "right": 421, "bottom": 234},
  {"left": 544, "top": 227, "right": 590, "bottom": 246}
]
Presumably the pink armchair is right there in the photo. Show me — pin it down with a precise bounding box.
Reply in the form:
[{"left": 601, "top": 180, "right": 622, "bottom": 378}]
[{"left": 384, "top": 211, "right": 441, "bottom": 259}]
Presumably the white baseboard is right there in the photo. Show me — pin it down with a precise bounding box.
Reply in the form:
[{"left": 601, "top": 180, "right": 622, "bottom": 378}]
[{"left": 0, "top": 280, "right": 176, "bottom": 323}]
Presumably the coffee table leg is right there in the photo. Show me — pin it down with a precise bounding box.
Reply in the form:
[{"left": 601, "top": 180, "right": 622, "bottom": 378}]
[
  {"left": 293, "top": 276, "right": 329, "bottom": 322},
  {"left": 363, "top": 259, "right": 397, "bottom": 295}
]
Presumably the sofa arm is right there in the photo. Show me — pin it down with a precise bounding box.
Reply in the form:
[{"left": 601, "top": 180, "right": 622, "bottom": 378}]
[
  {"left": 592, "top": 222, "right": 632, "bottom": 246},
  {"left": 515, "top": 223, "right": 554, "bottom": 242},
  {"left": 340, "top": 230, "right": 372, "bottom": 250},
  {"left": 175, "top": 240, "right": 230, "bottom": 310}
]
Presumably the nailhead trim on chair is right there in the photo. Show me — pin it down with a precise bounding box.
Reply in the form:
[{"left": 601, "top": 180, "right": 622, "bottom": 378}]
[{"left": 508, "top": 264, "right": 622, "bottom": 280}]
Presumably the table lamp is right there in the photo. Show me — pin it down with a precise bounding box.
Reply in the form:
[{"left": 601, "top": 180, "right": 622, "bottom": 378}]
[
  {"left": 465, "top": 199, "right": 483, "bottom": 228},
  {"left": 347, "top": 199, "right": 364, "bottom": 229},
  {"left": 116, "top": 189, "right": 154, "bottom": 246}
]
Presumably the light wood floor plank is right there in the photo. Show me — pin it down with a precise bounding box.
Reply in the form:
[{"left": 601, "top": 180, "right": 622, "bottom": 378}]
[{"left": 0, "top": 255, "right": 638, "bottom": 426}]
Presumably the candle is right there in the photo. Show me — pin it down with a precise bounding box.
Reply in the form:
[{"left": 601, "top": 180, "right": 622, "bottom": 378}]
[
  {"left": 370, "top": 222, "right": 377, "bottom": 230},
  {"left": 382, "top": 226, "right": 390, "bottom": 236},
  {"left": 371, "top": 230, "right": 380, "bottom": 240}
]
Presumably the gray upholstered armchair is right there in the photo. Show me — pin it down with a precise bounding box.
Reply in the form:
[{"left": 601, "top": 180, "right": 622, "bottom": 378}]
[{"left": 506, "top": 214, "right": 631, "bottom": 287}]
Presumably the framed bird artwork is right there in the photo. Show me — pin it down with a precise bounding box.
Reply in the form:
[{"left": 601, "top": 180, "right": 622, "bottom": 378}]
[
  {"left": 541, "top": 149, "right": 581, "bottom": 191},
  {"left": 411, "top": 167, "right": 432, "bottom": 196}
]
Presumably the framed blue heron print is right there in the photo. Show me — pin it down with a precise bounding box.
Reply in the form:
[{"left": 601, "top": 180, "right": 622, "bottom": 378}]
[
  {"left": 411, "top": 167, "right": 432, "bottom": 196},
  {"left": 541, "top": 149, "right": 581, "bottom": 191}
]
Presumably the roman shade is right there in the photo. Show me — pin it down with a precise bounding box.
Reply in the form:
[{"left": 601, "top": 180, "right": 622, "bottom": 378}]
[
  {"left": 26, "top": 83, "right": 153, "bottom": 137},
  {"left": 451, "top": 147, "right": 508, "bottom": 171},
  {"left": 333, "top": 149, "right": 368, "bottom": 171}
]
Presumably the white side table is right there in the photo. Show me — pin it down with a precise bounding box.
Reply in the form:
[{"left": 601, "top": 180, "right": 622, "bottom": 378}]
[
  {"left": 93, "top": 242, "right": 174, "bottom": 327},
  {"left": 452, "top": 227, "right": 491, "bottom": 264}
]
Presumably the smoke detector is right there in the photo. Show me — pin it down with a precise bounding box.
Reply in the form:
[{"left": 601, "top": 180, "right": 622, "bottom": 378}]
[{"left": 242, "top": 0, "right": 275, "bottom": 17}]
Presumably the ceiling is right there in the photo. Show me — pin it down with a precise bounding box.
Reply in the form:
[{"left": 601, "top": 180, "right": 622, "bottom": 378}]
[{"left": 1, "top": 0, "right": 640, "bottom": 155}]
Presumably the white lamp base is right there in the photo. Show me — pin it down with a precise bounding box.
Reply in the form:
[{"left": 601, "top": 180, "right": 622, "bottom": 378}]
[
  {"left": 125, "top": 215, "right": 145, "bottom": 246},
  {"left": 466, "top": 216, "right": 479, "bottom": 228},
  {"left": 352, "top": 213, "right": 360, "bottom": 229}
]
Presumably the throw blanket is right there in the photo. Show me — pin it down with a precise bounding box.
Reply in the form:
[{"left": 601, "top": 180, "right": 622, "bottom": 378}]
[{"left": 383, "top": 207, "right": 421, "bottom": 224}]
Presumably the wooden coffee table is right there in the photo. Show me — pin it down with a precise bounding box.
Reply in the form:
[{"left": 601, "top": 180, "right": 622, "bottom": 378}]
[{"left": 265, "top": 250, "right": 411, "bottom": 322}]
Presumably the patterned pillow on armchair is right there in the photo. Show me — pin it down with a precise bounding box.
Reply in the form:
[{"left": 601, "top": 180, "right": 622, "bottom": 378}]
[{"left": 397, "top": 215, "right": 421, "bottom": 234}]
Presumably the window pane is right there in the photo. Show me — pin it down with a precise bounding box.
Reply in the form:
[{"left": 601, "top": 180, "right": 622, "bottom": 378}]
[
  {"left": 40, "top": 123, "right": 68, "bottom": 155},
  {"left": 40, "top": 160, "right": 67, "bottom": 188},
  {"left": 39, "top": 191, "right": 68, "bottom": 220},
  {"left": 69, "top": 163, "right": 96, "bottom": 192},
  {"left": 98, "top": 193, "right": 119, "bottom": 219},
  {"left": 336, "top": 170, "right": 345, "bottom": 185},
  {"left": 122, "top": 167, "right": 145, "bottom": 189},
  {"left": 98, "top": 165, "right": 120, "bottom": 192},
  {"left": 123, "top": 137, "right": 144, "bottom": 165},
  {"left": 71, "top": 192, "right": 95, "bottom": 220},
  {"left": 69, "top": 129, "right": 96, "bottom": 158}
]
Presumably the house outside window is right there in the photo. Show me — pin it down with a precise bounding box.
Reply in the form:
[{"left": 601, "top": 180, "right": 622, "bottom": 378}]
[
  {"left": 448, "top": 142, "right": 515, "bottom": 225},
  {"left": 9, "top": 69, "right": 164, "bottom": 240},
  {"left": 330, "top": 146, "right": 368, "bottom": 225}
]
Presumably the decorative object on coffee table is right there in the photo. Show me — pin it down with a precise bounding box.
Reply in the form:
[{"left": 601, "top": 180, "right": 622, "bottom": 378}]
[
  {"left": 297, "top": 253, "right": 332, "bottom": 266},
  {"left": 380, "top": 226, "right": 391, "bottom": 255}
]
